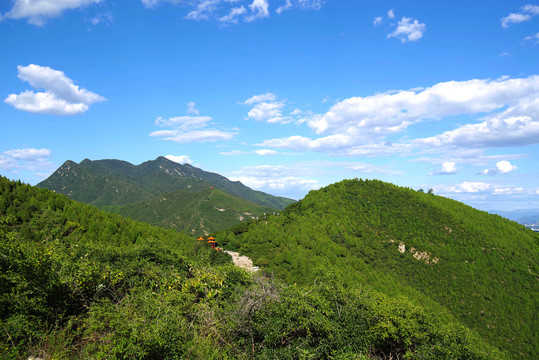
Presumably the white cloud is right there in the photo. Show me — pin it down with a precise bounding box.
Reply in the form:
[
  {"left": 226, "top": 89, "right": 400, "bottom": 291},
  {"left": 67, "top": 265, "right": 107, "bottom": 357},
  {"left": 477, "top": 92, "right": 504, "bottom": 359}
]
[
  {"left": 4, "top": 64, "right": 105, "bottom": 115},
  {"left": 501, "top": 4, "right": 539, "bottom": 28},
  {"left": 276, "top": 0, "right": 293, "bottom": 14},
  {"left": 493, "top": 187, "right": 523, "bottom": 195},
  {"left": 419, "top": 91, "right": 539, "bottom": 148},
  {"left": 495, "top": 160, "right": 517, "bottom": 173},
  {"left": 155, "top": 115, "right": 212, "bottom": 130},
  {"left": 524, "top": 32, "right": 539, "bottom": 43},
  {"left": 245, "top": 0, "right": 269, "bottom": 22},
  {"left": 373, "top": 16, "right": 383, "bottom": 26},
  {"left": 141, "top": 0, "right": 185, "bottom": 8},
  {"left": 387, "top": 9, "right": 395, "bottom": 19},
  {"left": 430, "top": 162, "right": 457, "bottom": 175},
  {"left": 219, "top": 6, "right": 246, "bottom": 23},
  {"left": 186, "top": 0, "right": 220, "bottom": 20},
  {"left": 3, "top": 0, "right": 101, "bottom": 25},
  {"left": 90, "top": 11, "right": 114, "bottom": 26},
  {"left": 0, "top": 148, "right": 53, "bottom": 173},
  {"left": 481, "top": 160, "right": 518, "bottom": 175},
  {"left": 387, "top": 16, "right": 426, "bottom": 43},
  {"left": 187, "top": 101, "right": 200, "bottom": 115},
  {"left": 255, "top": 149, "right": 278, "bottom": 156},
  {"left": 229, "top": 175, "right": 319, "bottom": 197},
  {"left": 277, "top": 0, "right": 323, "bottom": 14},
  {"left": 4, "top": 148, "right": 51, "bottom": 160},
  {"left": 248, "top": 101, "right": 286, "bottom": 123},
  {"left": 150, "top": 102, "right": 236, "bottom": 143},
  {"left": 150, "top": 129, "right": 236, "bottom": 143},
  {"left": 244, "top": 92, "right": 292, "bottom": 123},
  {"left": 244, "top": 92, "right": 276, "bottom": 105},
  {"left": 227, "top": 159, "right": 401, "bottom": 198},
  {"left": 219, "top": 150, "right": 250, "bottom": 156},
  {"left": 262, "top": 76, "right": 539, "bottom": 156},
  {"left": 165, "top": 155, "right": 194, "bottom": 164},
  {"left": 452, "top": 181, "right": 492, "bottom": 193}
]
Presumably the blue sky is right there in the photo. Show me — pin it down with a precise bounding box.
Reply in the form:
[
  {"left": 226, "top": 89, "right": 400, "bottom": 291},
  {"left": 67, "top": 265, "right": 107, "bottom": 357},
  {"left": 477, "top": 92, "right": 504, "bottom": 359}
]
[{"left": 1, "top": 0, "right": 538, "bottom": 211}]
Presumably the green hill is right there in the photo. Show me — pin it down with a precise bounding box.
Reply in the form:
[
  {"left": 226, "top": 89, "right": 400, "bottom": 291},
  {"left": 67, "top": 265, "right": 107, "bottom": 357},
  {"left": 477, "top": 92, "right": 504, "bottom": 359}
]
[
  {"left": 218, "top": 179, "right": 539, "bottom": 358},
  {"left": 1, "top": 176, "right": 505, "bottom": 359},
  {"left": 38, "top": 157, "right": 295, "bottom": 210},
  {"left": 116, "top": 187, "right": 277, "bottom": 235}
]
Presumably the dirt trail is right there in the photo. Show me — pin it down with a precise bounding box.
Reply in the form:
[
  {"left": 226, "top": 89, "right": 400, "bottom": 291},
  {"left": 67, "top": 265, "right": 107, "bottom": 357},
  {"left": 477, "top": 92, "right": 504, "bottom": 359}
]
[{"left": 224, "top": 250, "right": 259, "bottom": 272}]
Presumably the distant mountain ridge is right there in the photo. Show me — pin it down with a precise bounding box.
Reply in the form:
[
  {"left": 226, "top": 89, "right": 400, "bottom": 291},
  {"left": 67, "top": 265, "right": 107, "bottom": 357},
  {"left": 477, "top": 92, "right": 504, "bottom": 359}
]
[
  {"left": 490, "top": 208, "right": 539, "bottom": 225},
  {"left": 38, "top": 156, "right": 295, "bottom": 210},
  {"left": 37, "top": 157, "right": 295, "bottom": 234}
]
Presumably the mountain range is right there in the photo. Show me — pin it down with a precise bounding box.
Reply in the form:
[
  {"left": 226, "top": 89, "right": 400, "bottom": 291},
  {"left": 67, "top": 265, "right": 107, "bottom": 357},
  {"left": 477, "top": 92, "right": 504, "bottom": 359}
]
[{"left": 37, "top": 156, "right": 294, "bottom": 234}]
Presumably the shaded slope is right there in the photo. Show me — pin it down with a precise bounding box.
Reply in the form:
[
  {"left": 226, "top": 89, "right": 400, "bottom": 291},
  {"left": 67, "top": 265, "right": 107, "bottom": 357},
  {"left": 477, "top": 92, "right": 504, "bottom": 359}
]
[
  {"left": 219, "top": 179, "right": 539, "bottom": 358},
  {"left": 116, "top": 188, "right": 277, "bottom": 235}
]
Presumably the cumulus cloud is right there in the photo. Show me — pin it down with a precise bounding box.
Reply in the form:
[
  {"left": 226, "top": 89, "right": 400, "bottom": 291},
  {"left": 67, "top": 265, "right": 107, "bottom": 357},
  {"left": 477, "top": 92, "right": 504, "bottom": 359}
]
[
  {"left": 244, "top": 92, "right": 290, "bottom": 123},
  {"left": 258, "top": 75, "right": 539, "bottom": 156},
  {"left": 418, "top": 89, "right": 539, "bottom": 148},
  {"left": 387, "top": 16, "right": 426, "bottom": 42},
  {"left": 501, "top": 4, "right": 539, "bottom": 28},
  {"left": 481, "top": 160, "right": 517, "bottom": 175},
  {"left": 387, "top": 9, "right": 395, "bottom": 19},
  {"left": 4, "top": 64, "right": 105, "bottom": 115},
  {"left": 0, "top": 148, "right": 53, "bottom": 173},
  {"left": 165, "top": 155, "right": 194, "bottom": 164},
  {"left": 150, "top": 102, "right": 236, "bottom": 143},
  {"left": 429, "top": 162, "right": 457, "bottom": 175},
  {"left": 451, "top": 181, "right": 492, "bottom": 193},
  {"left": 2, "top": 0, "right": 101, "bottom": 25}
]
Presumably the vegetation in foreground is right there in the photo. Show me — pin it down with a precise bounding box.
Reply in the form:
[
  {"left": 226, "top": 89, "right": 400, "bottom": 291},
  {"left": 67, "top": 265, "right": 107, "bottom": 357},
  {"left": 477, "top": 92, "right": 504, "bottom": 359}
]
[{"left": 0, "top": 176, "right": 508, "bottom": 359}]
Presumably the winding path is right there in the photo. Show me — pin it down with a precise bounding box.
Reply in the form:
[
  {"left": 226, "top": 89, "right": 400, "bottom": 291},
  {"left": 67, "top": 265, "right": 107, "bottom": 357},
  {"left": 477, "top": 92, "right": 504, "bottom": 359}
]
[{"left": 223, "top": 250, "right": 259, "bottom": 272}]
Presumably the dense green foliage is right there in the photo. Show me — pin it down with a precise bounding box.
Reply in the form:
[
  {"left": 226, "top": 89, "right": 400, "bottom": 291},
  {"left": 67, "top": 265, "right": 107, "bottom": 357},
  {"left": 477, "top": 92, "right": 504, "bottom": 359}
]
[
  {"left": 219, "top": 179, "right": 539, "bottom": 359},
  {"left": 38, "top": 157, "right": 295, "bottom": 210},
  {"left": 116, "top": 188, "right": 276, "bottom": 235},
  {"left": 0, "top": 176, "right": 506, "bottom": 359}
]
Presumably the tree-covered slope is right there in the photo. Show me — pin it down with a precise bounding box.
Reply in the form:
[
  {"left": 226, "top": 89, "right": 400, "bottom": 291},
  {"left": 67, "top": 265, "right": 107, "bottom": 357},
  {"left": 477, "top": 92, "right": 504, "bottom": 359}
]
[
  {"left": 1, "top": 176, "right": 505, "bottom": 359},
  {"left": 116, "top": 187, "right": 277, "bottom": 235},
  {"left": 38, "top": 157, "right": 295, "bottom": 210},
  {"left": 218, "top": 179, "right": 539, "bottom": 359}
]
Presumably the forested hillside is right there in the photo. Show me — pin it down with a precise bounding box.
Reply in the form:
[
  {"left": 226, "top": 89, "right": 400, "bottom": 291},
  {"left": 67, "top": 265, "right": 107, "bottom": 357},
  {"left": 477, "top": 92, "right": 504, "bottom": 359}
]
[
  {"left": 115, "top": 187, "right": 276, "bottom": 235},
  {"left": 0, "top": 176, "right": 506, "bottom": 359},
  {"left": 218, "top": 179, "right": 539, "bottom": 359}
]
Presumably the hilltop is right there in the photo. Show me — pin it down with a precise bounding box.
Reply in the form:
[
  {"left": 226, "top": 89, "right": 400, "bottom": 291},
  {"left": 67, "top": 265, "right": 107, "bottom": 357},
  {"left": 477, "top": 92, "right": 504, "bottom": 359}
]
[{"left": 218, "top": 179, "right": 539, "bottom": 358}]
